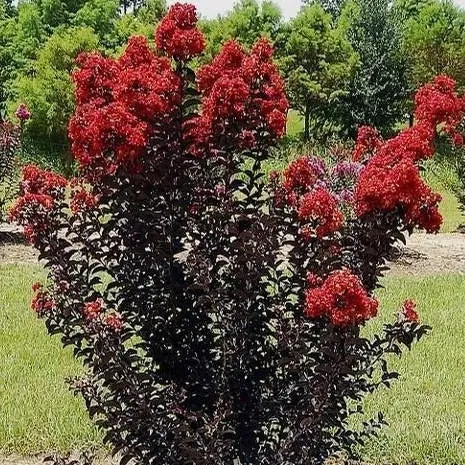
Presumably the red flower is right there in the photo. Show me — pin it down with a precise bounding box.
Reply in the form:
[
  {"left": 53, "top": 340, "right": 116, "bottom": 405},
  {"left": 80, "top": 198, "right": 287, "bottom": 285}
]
[
  {"left": 353, "top": 125, "right": 382, "bottom": 162},
  {"left": 191, "top": 38, "right": 288, "bottom": 154},
  {"left": 83, "top": 299, "right": 104, "bottom": 321},
  {"left": 10, "top": 166, "right": 66, "bottom": 244},
  {"left": 155, "top": 3, "right": 205, "bottom": 61},
  {"left": 415, "top": 75, "right": 465, "bottom": 131},
  {"left": 71, "top": 187, "right": 98, "bottom": 214},
  {"left": 31, "top": 289, "right": 55, "bottom": 315},
  {"left": 9, "top": 193, "right": 55, "bottom": 240},
  {"left": 69, "top": 101, "right": 149, "bottom": 173},
  {"left": 114, "top": 37, "right": 181, "bottom": 120},
  {"left": 20, "top": 165, "right": 67, "bottom": 198},
  {"left": 204, "top": 76, "right": 250, "bottom": 118},
  {"left": 305, "top": 269, "right": 378, "bottom": 326},
  {"left": 400, "top": 299, "right": 420, "bottom": 323},
  {"left": 356, "top": 156, "right": 443, "bottom": 233},
  {"left": 73, "top": 53, "right": 120, "bottom": 106},
  {"left": 32, "top": 282, "right": 43, "bottom": 292},
  {"left": 104, "top": 313, "right": 124, "bottom": 331},
  {"left": 70, "top": 35, "right": 182, "bottom": 176},
  {"left": 298, "top": 188, "right": 344, "bottom": 239},
  {"left": 282, "top": 156, "right": 327, "bottom": 202}
]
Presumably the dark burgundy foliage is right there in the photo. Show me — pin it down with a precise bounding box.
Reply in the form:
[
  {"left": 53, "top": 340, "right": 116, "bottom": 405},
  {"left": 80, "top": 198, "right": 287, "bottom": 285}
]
[{"left": 11, "top": 6, "right": 465, "bottom": 465}]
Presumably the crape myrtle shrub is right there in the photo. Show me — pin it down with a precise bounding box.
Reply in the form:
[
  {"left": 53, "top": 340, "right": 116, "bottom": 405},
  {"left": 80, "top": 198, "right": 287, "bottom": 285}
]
[{"left": 9, "top": 2, "right": 465, "bottom": 462}]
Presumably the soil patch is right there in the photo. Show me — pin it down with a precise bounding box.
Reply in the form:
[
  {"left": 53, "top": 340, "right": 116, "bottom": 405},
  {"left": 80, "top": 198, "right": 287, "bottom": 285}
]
[{"left": 388, "top": 233, "right": 465, "bottom": 276}]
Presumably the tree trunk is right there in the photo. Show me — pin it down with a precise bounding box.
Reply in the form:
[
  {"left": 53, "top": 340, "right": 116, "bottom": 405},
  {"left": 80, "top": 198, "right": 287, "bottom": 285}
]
[
  {"left": 409, "top": 113, "right": 414, "bottom": 128},
  {"left": 304, "top": 104, "right": 311, "bottom": 141}
]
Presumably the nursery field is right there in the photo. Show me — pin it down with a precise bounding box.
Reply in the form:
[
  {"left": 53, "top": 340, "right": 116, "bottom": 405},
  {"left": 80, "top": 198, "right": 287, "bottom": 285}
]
[{"left": 0, "top": 263, "right": 464, "bottom": 464}]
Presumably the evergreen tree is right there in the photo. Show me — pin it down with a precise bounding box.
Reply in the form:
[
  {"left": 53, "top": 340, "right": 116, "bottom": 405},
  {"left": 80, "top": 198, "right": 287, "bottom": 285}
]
[{"left": 343, "top": 0, "right": 409, "bottom": 134}]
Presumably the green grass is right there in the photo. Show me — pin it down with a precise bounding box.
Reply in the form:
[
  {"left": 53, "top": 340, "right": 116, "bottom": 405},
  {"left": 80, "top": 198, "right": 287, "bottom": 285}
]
[
  {"left": 363, "top": 274, "right": 465, "bottom": 465},
  {"left": 1, "top": 266, "right": 465, "bottom": 464},
  {"left": 286, "top": 109, "right": 304, "bottom": 138},
  {"left": 0, "top": 264, "right": 101, "bottom": 455},
  {"left": 436, "top": 182, "right": 464, "bottom": 233},
  {"left": 423, "top": 159, "right": 464, "bottom": 233}
]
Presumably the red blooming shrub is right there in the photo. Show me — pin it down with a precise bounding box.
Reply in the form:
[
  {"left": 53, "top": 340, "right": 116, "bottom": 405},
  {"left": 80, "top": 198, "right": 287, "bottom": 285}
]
[
  {"left": 10, "top": 5, "right": 458, "bottom": 465},
  {"left": 305, "top": 269, "right": 378, "bottom": 326},
  {"left": 355, "top": 76, "right": 465, "bottom": 234},
  {"left": 9, "top": 164, "right": 66, "bottom": 244}
]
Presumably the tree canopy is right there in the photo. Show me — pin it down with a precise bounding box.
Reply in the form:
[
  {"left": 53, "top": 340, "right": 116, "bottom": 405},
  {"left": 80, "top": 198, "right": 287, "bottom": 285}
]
[
  {"left": 401, "top": 0, "right": 465, "bottom": 89},
  {"left": 283, "top": 3, "right": 357, "bottom": 140},
  {"left": 342, "top": 0, "right": 409, "bottom": 134}
]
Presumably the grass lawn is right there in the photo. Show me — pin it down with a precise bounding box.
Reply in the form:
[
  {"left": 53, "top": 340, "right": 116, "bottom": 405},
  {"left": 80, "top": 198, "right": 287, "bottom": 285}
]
[
  {"left": 425, "top": 167, "right": 464, "bottom": 233},
  {"left": 286, "top": 109, "right": 303, "bottom": 138},
  {"left": 363, "top": 274, "right": 465, "bottom": 465},
  {"left": 1, "top": 265, "right": 465, "bottom": 464},
  {"left": 0, "top": 264, "right": 101, "bottom": 455}
]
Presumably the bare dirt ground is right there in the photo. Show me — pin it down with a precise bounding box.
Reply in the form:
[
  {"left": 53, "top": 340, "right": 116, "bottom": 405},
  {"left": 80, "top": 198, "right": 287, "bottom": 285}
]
[
  {"left": 388, "top": 232, "right": 465, "bottom": 276},
  {"left": 0, "top": 243, "right": 38, "bottom": 264}
]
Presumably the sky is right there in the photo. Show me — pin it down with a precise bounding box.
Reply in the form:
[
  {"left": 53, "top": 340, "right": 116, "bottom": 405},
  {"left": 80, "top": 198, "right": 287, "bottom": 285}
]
[{"left": 168, "top": 0, "right": 465, "bottom": 20}]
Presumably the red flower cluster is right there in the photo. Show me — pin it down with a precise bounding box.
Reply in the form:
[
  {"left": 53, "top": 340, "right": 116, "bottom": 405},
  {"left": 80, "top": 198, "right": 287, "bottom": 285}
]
[
  {"left": 353, "top": 126, "right": 382, "bottom": 162},
  {"left": 298, "top": 188, "right": 344, "bottom": 239},
  {"left": 414, "top": 75, "right": 465, "bottom": 141},
  {"left": 69, "top": 36, "right": 181, "bottom": 176},
  {"left": 356, "top": 154, "right": 443, "bottom": 232},
  {"left": 10, "top": 165, "right": 67, "bottom": 243},
  {"left": 83, "top": 299, "right": 104, "bottom": 321},
  {"left": 10, "top": 194, "right": 54, "bottom": 243},
  {"left": 400, "top": 299, "right": 420, "bottom": 323},
  {"left": 20, "top": 164, "right": 67, "bottom": 197},
  {"left": 104, "top": 313, "right": 123, "bottom": 332},
  {"left": 155, "top": 3, "right": 205, "bottom": 61},
  {"left": 305, "top": 269, "right": 378, "bottom": 326},
  {"left": 355, "top": 77, "right": 465, "bottom": 233},
  {"left": 31, "top": 285, "right": 55, "bottom": 316},
  {"left": 187, "top": 39, "right": 288, "bottom": 156},
  {"left": 282, "top": 156, "right": 327, "bottom": 203},
  {"left": 70, "top": 186, "right": 98, "bottom": 214}
]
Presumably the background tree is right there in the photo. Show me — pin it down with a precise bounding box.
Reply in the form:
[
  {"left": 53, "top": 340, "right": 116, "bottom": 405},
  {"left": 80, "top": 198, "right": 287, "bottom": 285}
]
[
  {"left": 401, "top": 0, "right": 465, "bottom": 90},
  {"left": 283, "top": 3, "right": 357, "bottom": 140},
  {"left": 10, "top": 2, "right": 45, "bottom": 73},
  {"left": 304, "top": 0, "right": 346, "bottom": 19},
  {"left": 135, "top": 0, "right": 167, "bottom": 24},
  {"left": 392, "top": 0, "right": 434, "bottom": 23},
  {"left": 201, "top": 0, "right": 283, "bottom": 59},
  {"left": 342, "top": 0, "right": 409, "bottom": 135},
  {"left": 74, "top": 0, "right": 120, "bottom": 45},
  {"left": 0, "top": 1, "right": 17, "bottom": 118},
  {"left": 10, "top": 27, "right": 99, "bottom": 169}
]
